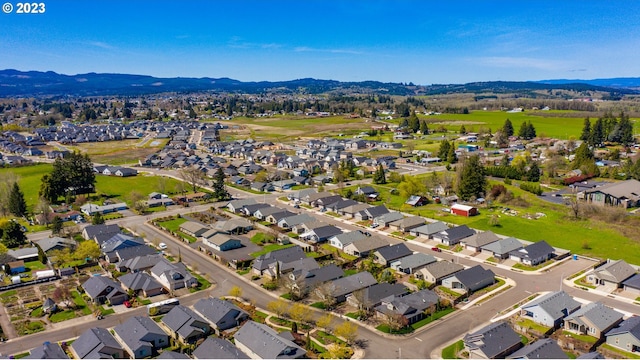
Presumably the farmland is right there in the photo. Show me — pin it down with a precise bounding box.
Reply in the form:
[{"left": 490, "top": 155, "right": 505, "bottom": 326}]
[{"left": 67, "top": 138, "right": 169, "bottom": 165}]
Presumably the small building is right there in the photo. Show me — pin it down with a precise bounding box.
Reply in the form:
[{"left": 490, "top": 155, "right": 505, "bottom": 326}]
[
  {"left": 202, "top": 233, "right": 243, "bottom": 252},
  {"left": 71, "top": 327, "right": 125, "bottom": 359},
  {"left": 375, "top": 289, "right": 440, "bottom": 325},
  {"left": 508, "top": 240, "right": 555, "bottom": 266},
  {"left": 409, "top": 221, "right": 449, "bottom": 239},
  {"left": 193, "top": 297, "right": 250, "bottom": 334},
  {"left": 451, "top": 203, "right": 478, "bottom": 217},
  {"left": 114, "top": 316, "right": 169, "bottom": 359},
  {"left": 587, "top": 259, "right": 636, "bottom": 288},
  {"left": 415, "top": 261, "right": 464, "bottom": 285},
  {"left": 563, "top": 302, "right": 623, "bottom": 339},
  {"left": 463, "top": 321, "right": 522, "bottom": 359},
  {"left": 161, "top": 305, "right": 210, "bottom": 345},
  {"left": 441, "top": 265, "right": 495, "bottom": 294},
  {"left": 389, "top": 253, "right": 437, "bottom": 274},
  {"left": 373, "top": 243, "right": 413, "bottom": 267},
  {"left": 234, "top": 321, "right": 306, "bottom": 359},
  {"left": 343, "top": 236, "right": 389, "bottom": 258},
  {"left": 405, "top": 195, "right": 429, "bottom": 207},
  {"left": 506, "top": 338, "right": 568, "bottom": 359},
  {"left": 605, "top": 316, "right": 640, "bottom": 353},
  {"left": 520, "top": 290, "right": 581, "bottom": 328}
]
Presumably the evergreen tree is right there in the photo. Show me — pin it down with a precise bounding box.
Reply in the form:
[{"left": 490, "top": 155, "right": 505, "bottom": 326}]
[
  {"left": 527, "top": 162, "right": 541, "bottom": 182},
  {"left": 502, "top": 119, "right": 514, "bottom": 137},
  {"left": 457, "top": 155, "right": 487, "bottom": 201},
  {"left": 399, "top": 118, "right": 409, "bottom": 128},
  {"left": 92, "top": 212, "right": 105, "bottom": 225},
  {"left": 420, "top": 120, "right": 429, "bottom": 135},
  {"left": 40, "top": 152, "right": 95, "bottom": 203},
  {"left": 373, "top": 164, "right": 386, "bottom": 184},
  {"left": 572, "top": 142, "right": 594, "bottom": 169},
  {"left": 590, "top": 118, "right": 604, "bottom": 146},
  {"left": 408, "top": 111, "right": 420, "bottom": 133},
  {"left": 2, "top": 221, "right": 26, "bottom": 248},
  {"left": 460, "top": 125, "right": 467, "bottom": 134},
  {"left": 8, "top": 182, "right": 27, "bottom": 217},
  {"left": 518, "top": 120, "right": 536, "bottom": 140},
  {"left": 618, "top": 112, "right": 634, "bottom": 146},
  {"left": 51, "top": 216, "right": 63, "bottom": 234},
  {"left": 580, "top": 118, "right": 591, "bottom": 142},
  {"left": 213, "top": 168, "right": 230, "bottom": 200},
  {"left": 437, "top": 140, "right": 450, "bottom": 160},
  {"left": 446, "top": 142, "right": 458, "bottom": 163}
]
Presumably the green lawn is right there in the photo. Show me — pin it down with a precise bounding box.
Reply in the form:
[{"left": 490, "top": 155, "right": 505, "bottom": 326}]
[
  {"left": 250, "top": 244, "right": 295, "bottom": 257},
  {"left": 190, "top": 273, "right": 212, "bottom": 293},
  {"left": 517, "top": 317, "right": 552, "bottom": 334},
  {"left": 158, "top": 218, "right": 188, "bottom": 232},
  {"left": 49, "top": 309, "right": 77, "bottom": 323},
  {"left": 24, "top": 260, "right": 48, "bottom": 271},
  {"left": 97, "top": 174, "right": 185, "bottom": 201},
  {"left": 442, "top": 340, "right": 464, "bottom": 359},
  {"left": 411, "top": 307, "right": 456, "bottom": 329}
]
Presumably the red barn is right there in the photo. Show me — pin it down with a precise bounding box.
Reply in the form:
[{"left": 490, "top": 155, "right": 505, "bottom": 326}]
[{"left": 451, "top": 204, "right": 478, "bottom": 217}]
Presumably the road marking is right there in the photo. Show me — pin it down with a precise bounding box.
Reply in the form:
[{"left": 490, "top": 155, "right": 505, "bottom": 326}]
[{"left": 415, "top": 337, "right": 422, "bottom": 342}]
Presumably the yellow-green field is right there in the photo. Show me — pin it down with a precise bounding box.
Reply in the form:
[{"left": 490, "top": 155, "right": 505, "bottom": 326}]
[{"left": 67, "top": 138, "right": 169, "bottom": 165}]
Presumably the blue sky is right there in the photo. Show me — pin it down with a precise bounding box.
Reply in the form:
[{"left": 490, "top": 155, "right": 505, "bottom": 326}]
[{"left": 2, "top": 0, "right": 639, "bottom": 84}]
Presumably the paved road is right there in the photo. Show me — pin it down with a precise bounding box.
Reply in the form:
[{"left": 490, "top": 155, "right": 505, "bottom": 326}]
[{"left": 8, "top": 173, "right": 640, "bottom": 358}]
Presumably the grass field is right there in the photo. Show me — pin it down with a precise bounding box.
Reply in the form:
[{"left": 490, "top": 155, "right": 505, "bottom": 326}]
[
  {"left": 68, "top": 138, "right": 169, "bottom": 165},
  {"left": 225, "top": 115, "right": 371, "bottom": 140}
]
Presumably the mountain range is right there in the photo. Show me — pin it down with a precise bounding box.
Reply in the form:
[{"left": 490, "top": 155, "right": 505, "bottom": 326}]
[{"left": 1, "top": 69, "right": 639, "bottom": 97}]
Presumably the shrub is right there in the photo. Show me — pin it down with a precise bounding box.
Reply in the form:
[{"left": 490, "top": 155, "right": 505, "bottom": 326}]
[{"left": 519, "top": 182, "right": 543, "bottom": 195}]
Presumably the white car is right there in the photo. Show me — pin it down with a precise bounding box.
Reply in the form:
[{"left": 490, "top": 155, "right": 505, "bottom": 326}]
[{"left": 158, "top": 242, "right": 168, "bottom": 250}]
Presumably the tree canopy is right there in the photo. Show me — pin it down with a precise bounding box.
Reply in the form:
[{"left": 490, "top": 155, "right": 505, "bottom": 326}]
[
  {"left": 457, "top": 154, "right": 487, "bottom": 201},
  {"left": 39, "top": 152, "right": 95, "bottom": 203}
]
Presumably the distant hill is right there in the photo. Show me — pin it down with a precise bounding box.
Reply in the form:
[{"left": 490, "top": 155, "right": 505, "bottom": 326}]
[
  {"left": 537, "top": 77, "right": 640, "bottom": 88},
  {"left": 0, "top": 69, "right": 637, "bottom": 97}
]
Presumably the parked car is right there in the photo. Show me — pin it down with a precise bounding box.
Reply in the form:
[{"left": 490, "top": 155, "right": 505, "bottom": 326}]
[
  {"left": 431, "top": 247, "right": 442, "bottom": 252},
  {"left": 123, "top": 300, "right": 132, "bottom": 308},
  {"left": 159, "top": 242, "right": 168, "bottom": 250}
]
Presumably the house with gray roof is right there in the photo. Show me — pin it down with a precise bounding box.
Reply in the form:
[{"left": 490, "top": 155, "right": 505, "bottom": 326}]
[
  {"left": 355, "top": 204, "right": 389, "bottom": 221},
  {"left": 507, "top": 338, "right": 568, "bottom": 359},
  {"left": 347, "top": 282, "right": 409, "bottom": 310},
  {"left": 193, "top": 297, "right": 249, "bottom": 334},
  {"left": 409, "top": 221, "right": 449, "bottom": 239},
  {"left": 161, "top": 305, "right": 210, "bottom": 344},
  {"left": 520, "top": 290, "right": 581, "bottom": 328},
  {"left": 301, "top": 224, "right": 343, "bottom": 243},
  {"left": 563, "top": 302, "right": 623, "bottom": 339},
  {"left": 287, "top": 264, "right": 344, "bottom": 296},
  {"left": 416, "top": 261, "right": 465, "bottom": 285},
  {"left": 623, "top": 273, "right": 640, "bottom": 295},
  {"left": 214, "top": 218, "right": 253, "bottom": 234},
  {"left": 6, "top": 247, "right": 38, "bottom": 261},
  {"left": 193, "top": 337, "right": 249, "bottom": 359},
  {"left": 117, "top": 253, "right": 165, "bottom": 273},
  {"left": 157, "top": 350, "right": 190, "bottom": 359},
  {"left": 328, "top": 230, "right": 368, "bottom": 250},
  {"left": 234, "top": 320, "right": 306, "bottom": 359},
  {"left": 82, "top": 224, "right": 121, "bottom": 243},
  {"left": 343, "top": 236, "right": 389, "bottom": 258},
  {"left": 81, "top": 275, "right": 128, "bottom": 305},
  {"left": 390, "top": 253, "right": 437, "bottom": 274},
  {"left": 441, "top": 265, "right": 495, "bottom": 294},
  {"left": 179, "top": 221, "right": 210, "bottom": 237},
  {"left": 587, "top": 259, "right": 636, "bottom": 288},
  {"left": 584, "top": 179, "right": 640, "bottom": 208},
  {"left": 240, "top": 203, "right": 271, "bottom": 217},
  {"left": 317, "top": 271, "right": 377, "bottom": 303},
  {"left": 27, "top": 342, "right": 69, "bottom": 359},
  {"left": 463, "top": 321, "right": 522, "bottom": 359},
  {"left": 71, "top": 327, "right": 125, "bottom": 359},
  {"left": 605, "top": 316, "right": 640, "bottom": 353},
  {"left": 34, "top": 237, "right": 77, "bottom": 254},
  {"left": 388, "top": 216, "right": 426, "bottom": 232},
  {"left": 150, "top": 259, "right": 198, "bottom": 291},
  {"left": 118, "top": 271, "right": 164, "bottom": 297},
  {"left": 340, "top": 203, "right": 370, "bottom": 218},
  {"left": 375, "top": 289, "right": 440, "bottom": 324},
  {"left": 432, "top": 225, "right": 475, "bottom": 246},
  {"left": 373, "top": 211, "right": 404, "bottom": 228},
  {"left": 577, "top": 352, "right": 605, "bottom": 359},
  {"left": 374, "top": 243, "right": 413, "bottom": 267},
  {"left": 481, "top": 237, "right": 523, "bottom": 259},
  {"left": 226, "top": 198, "right": 257, "bottom": 213},
  {"left": 202, "top": 233, "right": 243, "bottom": 252},
  {"left": 266, "top": 210, "right": 298, "bottom": 225},
  {"left": 461, "top": 231, "right": 500, "bottom": 252},
  {"left": 277, "top": 214, "right": 315, "bottom": 229},
  {"left": 252, "top": 246, "right": 306, "bottom": 276},
  {"left": 509, "top": 240, "right": 555, "bottom": 266},
  {"left": 253, "top": 206, "right": 287, "bottom": 220},
  {"left": 114, "top": 316, "right": 169, "bottom": 358}
]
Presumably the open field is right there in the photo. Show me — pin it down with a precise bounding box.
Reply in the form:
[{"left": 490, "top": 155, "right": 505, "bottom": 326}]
[
  {"left": 0, "top": 164, "right": 186, "bottom": 211},
  {"left": 68, "top": 138, "right": 169, "bottom": 165}
]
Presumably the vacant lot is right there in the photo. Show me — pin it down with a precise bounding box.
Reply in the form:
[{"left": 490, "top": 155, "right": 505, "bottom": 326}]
[
  {"left": 228, "top": 115, "right": 371, "bottom": 140},
  {"left": 68, "top": 138, "right": 169, "bottom": 165}
]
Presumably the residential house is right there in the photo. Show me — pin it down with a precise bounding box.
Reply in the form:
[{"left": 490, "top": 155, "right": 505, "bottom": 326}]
[
  {"left": 346, "top": 283, "right": 409, "bottom": 310},
  {"left": 375, "top": 289, "right": 440, "bottom": 325},
  {"left": 234, "top": 320, "right": 306, "bottom": 359},
  {"left": 253, "top": 206, "right": 287, "bottom": 220},
  {"left": 118, "top": 272, "right": 164, "bottom": 297},
  {"left": 340, "top": 203, "right": 370, "bottom": 218},
  {"left": 193, "top": 337, "right": 249, "bottom": 359},
  {"left": 343, "top": 236, "right": 389, "bottom": 258},
  {"left": 520, "top": 290, "right": 581, "bottom": 328},
  {"left": 287, "top": 264, "right": 345, "bottom": 296},
  {"left": 409, "top": 221, "right": 449, "bottom": 239},
  {"left": 373, "top": 211, "right": 404, "bottom": 228},
  {"left": 390, "top": 253, "right": 437, "bottom": 274},
  {"left": 7, "top": 247, "right": 39, "bottom": 262},
  {"left": 71, "top": 327, "right": 125, "bottom": 359},
  {"left": 355, "top": 204, "right": 389, "bottom": 221},
  {"left": 325, "top": 199, "right": 358, "bottom": 213},
  {"left": 317, "top": 271, "right": 378, "bottom": 303},
  {"left": 313, "top": 195, "right": 343, "bottom": 209},
  {"left": 508, "top": 240, "right": 555, "bottom": 266},
  {"left": 374, "top": 243, "right": 413, "bottom": 267},
  {"left": 622, "top": 273, "right": 640, "bottom": 295},
  {"left": 388, "top": 216, "right": 426, "bottom": 232},
  {"left": 6, "top": 260, "right": 26, "bottom": 274},
  {"left": 301, "top": 224, "right": 343, "bottom": 243},
  {"left": 441, "top": 265, "right": 495, "bottom": 294},
  {"left": 179, "top": 221, "right": 210, "bottom": 237},
  {"left": 227, "top": 198, "right": 257, "bottom": 213},
  {"left": 213, "top": 218, "right": 253, "bottom": 234},
  {"left": 161, "top": 305, "right": 210, "bottom": 344},
  {"left": 81, "top": 276, "right": 128, "bottom": 305},
  {"left": 277, "top": 214, "right": 315, "bottom": 229},
  {"left": 265, "top": 210, "right": 297, "bottom": 225},
  {"left": 82, "top": 223, "right": 121, "bottom": 243},
  {"left": 328, "top": 230, "right": 368, "bottom": 250},
  {"left": 202, "top": 233, "right": 243, "bottom": 252},
  {"left": 405, "top": 195, "right": 429, "bottom": 207},
  {"left": 27, "top": 342, "right": 69, "bottom": 359},
  {"left": 507, "top": 338, "right": 568, "bottom": 359},
  {"left": 355, "top": 186, "right": 379, "bottom": 200},
  {"left": 117, "top": 253, "right": 165, "bottom": 273},
  {"left": 605, "top": 316, "right": 640, "bottom": 353},
  {"left": 114, "top": 316, "right": 169, "bottom": 359},
  {"left": 564, "top": 302, "right": 623, "bottom": 339},
  {"left": 150, "top": 260, "right": 198, "bottom": 291},
  {"left": 463, "top": 321, "right": 522, "bottom": 359},
  {"left": 416, "top": 261, "right": 464, "bottom": 285},
  {"left": 252, "top": 246, "right": 306, "bottom": 277},
  {"left": 432, "top": 225, "right": 475, "bottom": 246},
  {"left": 193, "top": 297, "right": 249, "bottom": 334},
  {"left": 587, "top": 259, "right": 636, "bottom": 288},
  {"left": 460, "top": 231, "right": 500, "bottom": 252},
  {"left": 584, "top": 179, "right": 640, "bottom": 208},
  {"left": 34, "top": 237, "right": 77, "bottom": 254},
  {"left": 481, "top": 237, "right": 523, "bottom": 259}
]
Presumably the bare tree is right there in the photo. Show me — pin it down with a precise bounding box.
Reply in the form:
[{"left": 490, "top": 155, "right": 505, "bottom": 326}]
[
  {"left": 52, "top": 285, "right": 74, "bottom": 308},
  {"left": 314, "top": 282, "right": 337, "bottom": 309},
  {"left": 566, "top": 195, "right": 580, "bottom": 219},
  {"left": 179, "top": 166, "right": 205, "bottom": 192},
  {"left": 384, "top": 313, "right": 409, "bottom": 332}
]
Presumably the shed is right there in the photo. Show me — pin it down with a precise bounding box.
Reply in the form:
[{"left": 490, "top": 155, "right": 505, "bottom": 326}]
[{"left": 451, "top": 204, "right": 478, "bottom": 217}]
